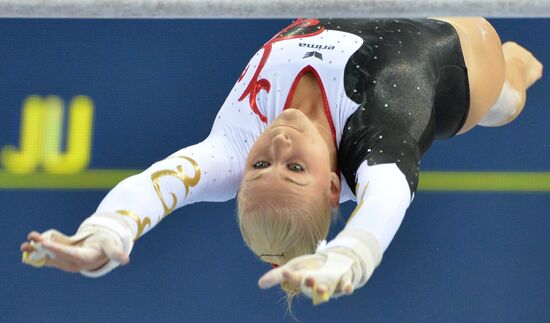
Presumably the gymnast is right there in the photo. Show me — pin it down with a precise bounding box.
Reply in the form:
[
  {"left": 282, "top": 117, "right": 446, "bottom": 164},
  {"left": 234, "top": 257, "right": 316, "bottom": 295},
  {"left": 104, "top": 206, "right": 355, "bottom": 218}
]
[{"left": 21, "top": 17, "right": 542, "bottom": 305}]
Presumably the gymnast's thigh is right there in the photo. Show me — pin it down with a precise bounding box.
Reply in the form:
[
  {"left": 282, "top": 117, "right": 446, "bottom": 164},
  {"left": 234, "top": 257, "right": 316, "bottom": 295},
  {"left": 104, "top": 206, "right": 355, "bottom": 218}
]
[{"left": 434, "top": 17, "right": 506, "bottom": 133}]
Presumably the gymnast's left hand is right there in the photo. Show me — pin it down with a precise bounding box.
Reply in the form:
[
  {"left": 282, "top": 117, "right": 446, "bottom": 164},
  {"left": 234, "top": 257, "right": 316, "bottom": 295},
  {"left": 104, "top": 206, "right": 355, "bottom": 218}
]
[{"left": 258, "top": 248, "right": 358, "bottom": 305}]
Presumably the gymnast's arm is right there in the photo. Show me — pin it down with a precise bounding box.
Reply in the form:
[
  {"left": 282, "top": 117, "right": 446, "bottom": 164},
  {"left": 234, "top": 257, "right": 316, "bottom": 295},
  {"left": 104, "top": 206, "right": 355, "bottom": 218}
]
[
  {"left": 319, "top": 160, "right": 412, "bottom": 288},
  {"left": 21, "top": 130, "right": 251, "bottom": 276}
]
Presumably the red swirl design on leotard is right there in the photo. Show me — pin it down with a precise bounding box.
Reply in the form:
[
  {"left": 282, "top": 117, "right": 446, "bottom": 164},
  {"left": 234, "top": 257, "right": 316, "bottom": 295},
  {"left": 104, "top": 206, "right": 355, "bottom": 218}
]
[
  {"left": 237, "top": 64, "right": 250, "bottom": 82},
  {"left": 238, "top": 19, "right": 325, "bottom": 123}
]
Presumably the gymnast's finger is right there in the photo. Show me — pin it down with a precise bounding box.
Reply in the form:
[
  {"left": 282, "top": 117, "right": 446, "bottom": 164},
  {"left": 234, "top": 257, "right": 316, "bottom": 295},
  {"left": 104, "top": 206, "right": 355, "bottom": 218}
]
[
  {"left": 41, "top": 240, "right": 78, "bottom": 257},
  {"left": 41, "top": 240, "right": 100, "bottom": 265},
  {"left": 335, "top": 271, "right": 354, "bottom": 296},
  {"left": 101, "top": 238, "right": 129, "bottom": 265},
  {"left": 282, "top": 269, "right": 303, "bottom": 288},
  {"left": 258, "top": 267, "right": 285, "bottom": 289},
  {"left": 27, "top": 231, "right": 44, "bottom": 243},
  {"left": 20, "top": 241, "right": 35, "bottom": 253},
  {"left": 312, "top": 283, "right": 330, "bottom": 305},
  {"left": 305, "top": 276, "right": 315, "bottom": 288},
  {"left": 315, "top": 283, "right": 328, "bottom": 296},
  {"left": 43, "top": 242, "right": 109, "bottom": 270},
  {"left": 44, "top": 256, "right": 80, "bottom": 273}
]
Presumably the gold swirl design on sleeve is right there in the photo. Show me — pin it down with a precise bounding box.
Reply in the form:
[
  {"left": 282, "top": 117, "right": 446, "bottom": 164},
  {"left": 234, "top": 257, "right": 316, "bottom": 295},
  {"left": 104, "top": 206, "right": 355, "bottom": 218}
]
[
  {"left": 150, "top": 156, "right": 201, "bottom": 217},
  {"left": 347, "top": 182, "right": 369, "bottom": 223},
  {"left": 116, "top": 210, "right": 152, "bottom": 241}
]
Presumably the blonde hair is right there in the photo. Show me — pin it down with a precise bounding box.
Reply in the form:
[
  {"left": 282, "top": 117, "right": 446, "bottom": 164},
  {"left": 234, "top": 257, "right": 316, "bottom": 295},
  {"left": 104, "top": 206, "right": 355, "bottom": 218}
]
[{"left": 237, "top": 186, "right": 337, "bottom": 308}]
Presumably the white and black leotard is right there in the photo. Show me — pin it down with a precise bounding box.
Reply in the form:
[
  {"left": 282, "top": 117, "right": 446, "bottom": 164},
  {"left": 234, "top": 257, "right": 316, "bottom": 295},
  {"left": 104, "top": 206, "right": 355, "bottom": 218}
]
[
  {"left": 333, "top": 19, "right": 469, "bottom": 194},
  {"left": 87, "top": 19, "right": 470, "bottom": 274}
]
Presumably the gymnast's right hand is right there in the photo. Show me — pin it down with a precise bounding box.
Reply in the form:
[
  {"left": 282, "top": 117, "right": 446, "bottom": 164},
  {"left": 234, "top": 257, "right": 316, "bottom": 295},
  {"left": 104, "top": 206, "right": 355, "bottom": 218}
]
[{"left": 20, "top": 227, "right": 129, "bottom": 274}]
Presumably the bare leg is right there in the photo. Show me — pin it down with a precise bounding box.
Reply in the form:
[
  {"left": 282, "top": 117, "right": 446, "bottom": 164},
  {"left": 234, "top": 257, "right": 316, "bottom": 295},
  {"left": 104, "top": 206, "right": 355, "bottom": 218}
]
[
  {"left": 478, "top": 42, "right": 544, "bottom": 127},
  {"left": 435, "top": 17, "right": 507, "bottom": 134}
]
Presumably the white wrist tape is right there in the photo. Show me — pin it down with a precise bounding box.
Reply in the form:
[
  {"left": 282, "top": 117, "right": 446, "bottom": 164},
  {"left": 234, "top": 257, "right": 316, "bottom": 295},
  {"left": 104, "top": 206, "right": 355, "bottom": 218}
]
[
  {"left": 317, "top": 228, "right": 382, "bottom": 287},
  {"left": 77, "top": 212, "right": 135, "bottom": 278}
]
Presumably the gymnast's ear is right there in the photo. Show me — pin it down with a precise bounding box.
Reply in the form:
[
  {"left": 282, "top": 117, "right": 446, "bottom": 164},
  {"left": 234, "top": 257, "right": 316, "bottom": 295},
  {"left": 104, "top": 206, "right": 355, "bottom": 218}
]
[{"left": 329, "top": 172, "right": 341, "bottom": 208}]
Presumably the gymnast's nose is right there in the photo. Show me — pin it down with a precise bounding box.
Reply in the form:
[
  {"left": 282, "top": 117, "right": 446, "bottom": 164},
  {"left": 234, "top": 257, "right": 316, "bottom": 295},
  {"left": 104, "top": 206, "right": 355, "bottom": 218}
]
[{"left": 271, "top": 132, "right": 291, "bottom": 155}]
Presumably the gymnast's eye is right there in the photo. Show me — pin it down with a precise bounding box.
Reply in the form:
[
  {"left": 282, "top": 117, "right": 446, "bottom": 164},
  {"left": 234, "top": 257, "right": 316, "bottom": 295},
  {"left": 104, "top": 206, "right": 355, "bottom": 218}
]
[
  {"left": 287, "top": 163, "right": 305, "bottom": 172},
  {"left": 252, "top": 161, "right": 270, "bottom": 168}
]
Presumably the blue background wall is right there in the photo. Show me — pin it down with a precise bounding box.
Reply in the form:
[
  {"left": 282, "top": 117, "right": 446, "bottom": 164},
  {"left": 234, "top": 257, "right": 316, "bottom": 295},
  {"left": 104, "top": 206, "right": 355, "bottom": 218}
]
[{"left": 1, "top": 19, "right": 548, "bottom": 322}]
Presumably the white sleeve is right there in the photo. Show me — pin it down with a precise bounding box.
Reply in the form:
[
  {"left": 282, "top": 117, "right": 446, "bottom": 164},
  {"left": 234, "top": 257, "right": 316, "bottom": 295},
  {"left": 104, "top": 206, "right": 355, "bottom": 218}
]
[
  {"left": 77, "top": 131, "right": 253, "bottom": 277},
  {"left": 322, "top": 161, "right": 412, "bottom": 286},
  {"left": 93, "top": 133, "right": 249, "bottom": 239}
]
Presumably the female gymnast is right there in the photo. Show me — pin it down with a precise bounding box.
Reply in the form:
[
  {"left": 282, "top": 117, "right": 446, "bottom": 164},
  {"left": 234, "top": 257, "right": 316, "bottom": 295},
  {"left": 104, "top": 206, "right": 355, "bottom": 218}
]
[{"left": 21, "top": 17, "right": 542, "bottom": 305}]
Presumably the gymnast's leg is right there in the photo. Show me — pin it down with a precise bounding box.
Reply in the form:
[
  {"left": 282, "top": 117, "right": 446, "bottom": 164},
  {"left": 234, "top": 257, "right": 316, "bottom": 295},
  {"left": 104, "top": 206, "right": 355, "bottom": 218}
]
[
  {"left": 436, "top": 17, "right": 543, "bottom": 132},
  {"left": 477, "top": 42, "right": 543, "bottom": 127}
]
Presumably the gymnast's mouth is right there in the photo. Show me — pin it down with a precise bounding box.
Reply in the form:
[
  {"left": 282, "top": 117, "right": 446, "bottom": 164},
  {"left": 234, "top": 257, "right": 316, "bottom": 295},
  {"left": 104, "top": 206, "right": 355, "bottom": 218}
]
[{"left": 270, "top": 124, "right": 302, "bottom": 133}]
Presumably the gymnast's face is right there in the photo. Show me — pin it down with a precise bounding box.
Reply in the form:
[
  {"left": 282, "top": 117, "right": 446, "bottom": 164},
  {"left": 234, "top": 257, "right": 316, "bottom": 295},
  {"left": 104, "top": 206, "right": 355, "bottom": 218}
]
[{"left": 242, "top": 109, "right": 337, "bottom": 204}]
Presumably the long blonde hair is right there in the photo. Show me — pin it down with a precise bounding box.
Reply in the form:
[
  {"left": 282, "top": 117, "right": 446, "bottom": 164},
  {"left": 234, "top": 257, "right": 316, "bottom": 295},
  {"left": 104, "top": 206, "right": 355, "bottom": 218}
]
[{"left": 237, "top": 187, "right": 337, "bottom": 307}]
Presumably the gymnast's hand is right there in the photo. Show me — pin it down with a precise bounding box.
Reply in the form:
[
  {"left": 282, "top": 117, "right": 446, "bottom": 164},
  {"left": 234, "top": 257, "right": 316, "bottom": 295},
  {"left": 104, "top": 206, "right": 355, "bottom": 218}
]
[
  {"left": 20, "top": 228, "right": 129, "bottom": 273},
  {"left": 258, "top": 248, "right": 359, "bottom": 305}
]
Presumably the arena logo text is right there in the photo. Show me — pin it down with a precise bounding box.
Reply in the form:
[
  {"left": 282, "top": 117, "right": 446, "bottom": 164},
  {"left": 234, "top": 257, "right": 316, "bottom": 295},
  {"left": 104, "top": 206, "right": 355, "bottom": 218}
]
[{"left": 0, "top": 95, "right": 94, "bottom": 174}]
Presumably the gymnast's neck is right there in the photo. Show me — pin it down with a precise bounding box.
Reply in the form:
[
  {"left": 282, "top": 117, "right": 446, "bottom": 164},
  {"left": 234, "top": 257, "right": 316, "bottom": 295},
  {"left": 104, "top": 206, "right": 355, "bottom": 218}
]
[{"left": 289, "top": 71, "right": 338, "bottom": 173}]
